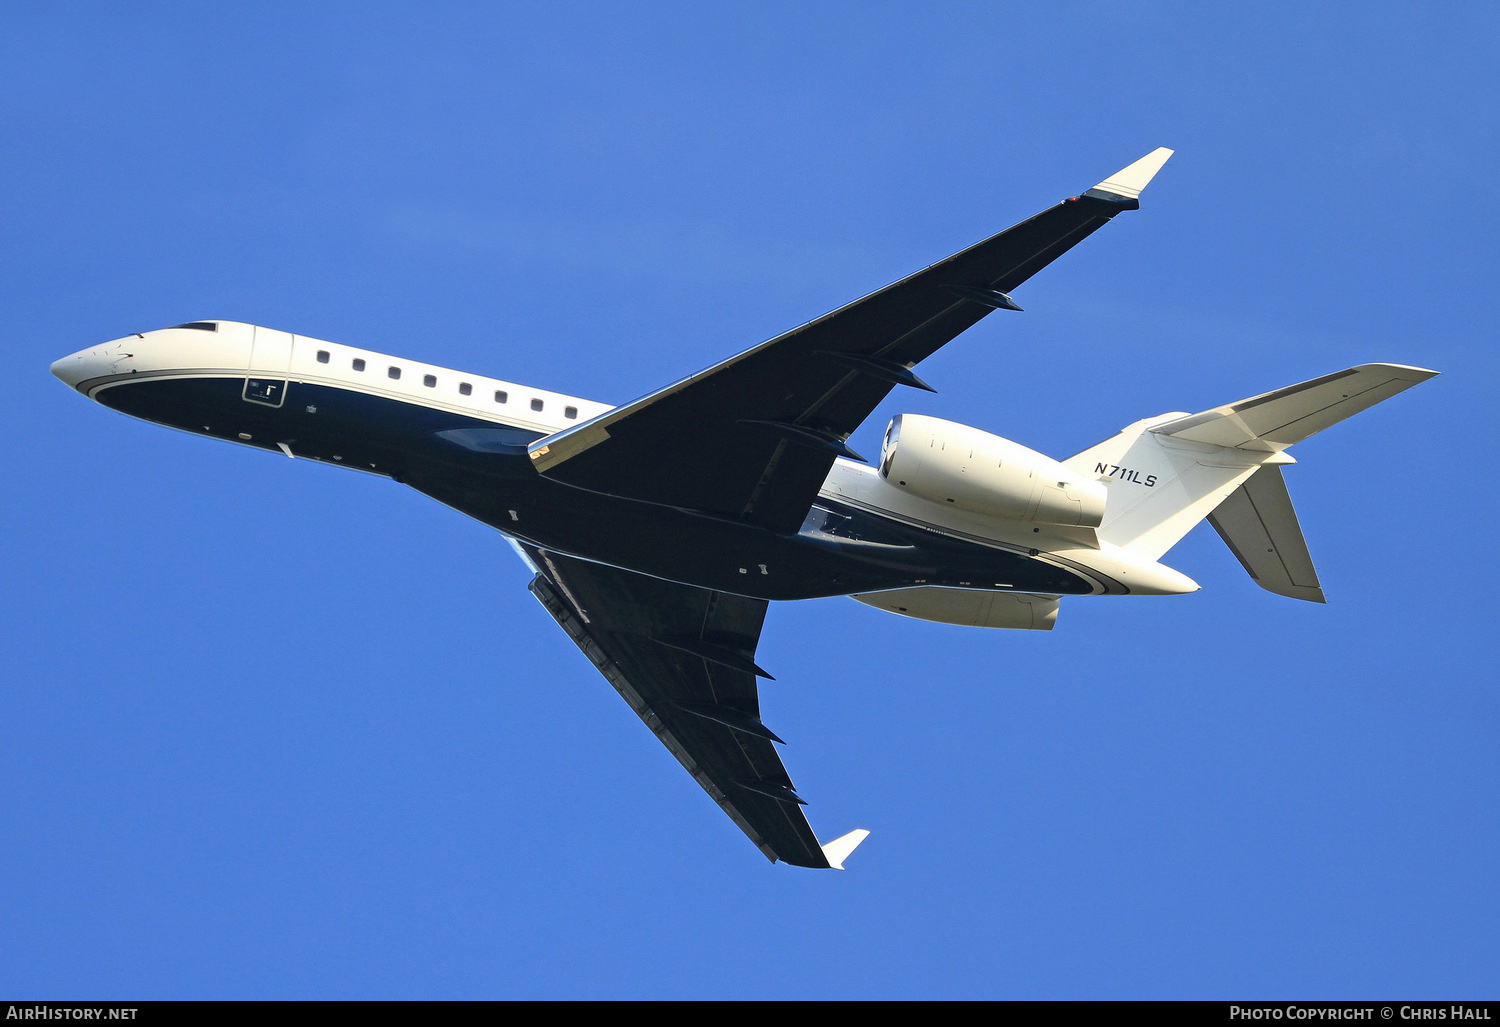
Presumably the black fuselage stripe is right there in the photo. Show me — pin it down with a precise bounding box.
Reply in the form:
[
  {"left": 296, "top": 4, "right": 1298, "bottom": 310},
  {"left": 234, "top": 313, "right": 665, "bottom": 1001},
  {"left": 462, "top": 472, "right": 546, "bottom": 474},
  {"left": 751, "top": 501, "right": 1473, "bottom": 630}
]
[{"left": 90, "top": 372, "right": 1100, "bottom": 601}]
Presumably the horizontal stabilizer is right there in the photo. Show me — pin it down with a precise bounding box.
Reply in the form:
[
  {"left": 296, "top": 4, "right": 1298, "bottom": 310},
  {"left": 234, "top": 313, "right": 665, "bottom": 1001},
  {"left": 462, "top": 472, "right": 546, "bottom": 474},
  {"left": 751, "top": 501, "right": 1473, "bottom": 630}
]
[
  {"left": 1065, "top": 362, "right": 1436, "bottom": 561},
  {"left": 820, "top": 828, "right": 870, "bottom": 870},
  {"left": 1207, "top": 466, "right": 1325, "bottom": 603},
  {"left": 1154, "top": 363, "right": 1438, "bottom": 451}
]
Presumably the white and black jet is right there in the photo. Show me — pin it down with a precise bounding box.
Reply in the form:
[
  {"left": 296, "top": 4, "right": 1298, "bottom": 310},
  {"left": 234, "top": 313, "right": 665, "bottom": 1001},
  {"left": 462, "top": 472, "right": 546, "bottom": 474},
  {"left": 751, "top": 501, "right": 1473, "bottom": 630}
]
[{"left": 52, "top": 149, "right": 1436, "bottom": 869}]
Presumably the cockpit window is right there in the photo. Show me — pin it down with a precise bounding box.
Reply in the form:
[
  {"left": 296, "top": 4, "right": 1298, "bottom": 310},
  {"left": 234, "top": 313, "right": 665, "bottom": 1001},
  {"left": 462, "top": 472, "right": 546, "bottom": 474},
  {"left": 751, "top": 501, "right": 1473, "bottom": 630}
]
[{"left": 173, "top": 322, "right": 219, "bottom": 332}]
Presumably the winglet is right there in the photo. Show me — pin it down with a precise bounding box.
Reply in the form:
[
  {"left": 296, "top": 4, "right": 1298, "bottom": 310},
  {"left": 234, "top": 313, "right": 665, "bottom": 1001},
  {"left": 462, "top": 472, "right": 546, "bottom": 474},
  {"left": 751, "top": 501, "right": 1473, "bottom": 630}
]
[
  {"left": 1091, "top": 147, "right": 1174, "bottom": 201},
  {"left": 820, "top": 828, "right": 870, "bottom": 870}
]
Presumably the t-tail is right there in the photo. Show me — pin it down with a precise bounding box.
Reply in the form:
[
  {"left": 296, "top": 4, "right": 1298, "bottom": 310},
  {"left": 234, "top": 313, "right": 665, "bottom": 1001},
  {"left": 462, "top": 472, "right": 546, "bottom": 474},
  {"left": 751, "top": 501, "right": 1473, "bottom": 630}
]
[{"left": 1062, "top": 363, "right": 1438, "bottom": 602}]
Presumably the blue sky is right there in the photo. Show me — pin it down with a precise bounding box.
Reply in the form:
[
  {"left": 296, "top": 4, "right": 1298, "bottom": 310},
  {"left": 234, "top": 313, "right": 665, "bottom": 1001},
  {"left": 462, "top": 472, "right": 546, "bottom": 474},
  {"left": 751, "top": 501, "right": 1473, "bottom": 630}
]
[{"left": 4, "top": 2, "right": 1497, "bottom": 999}]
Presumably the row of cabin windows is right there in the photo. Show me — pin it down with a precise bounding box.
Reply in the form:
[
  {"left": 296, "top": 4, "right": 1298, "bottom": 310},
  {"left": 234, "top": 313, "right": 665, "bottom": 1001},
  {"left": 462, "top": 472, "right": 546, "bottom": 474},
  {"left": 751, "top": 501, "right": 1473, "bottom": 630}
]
[{"left": 315, "top": 349, "right": 576, "bottom": 418}]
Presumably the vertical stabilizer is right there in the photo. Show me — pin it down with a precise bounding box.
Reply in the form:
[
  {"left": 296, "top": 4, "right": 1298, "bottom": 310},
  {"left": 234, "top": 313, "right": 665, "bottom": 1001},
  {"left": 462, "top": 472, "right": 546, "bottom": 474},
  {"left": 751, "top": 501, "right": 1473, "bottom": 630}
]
[
  {"left": 1063, "top": 417, "right": 1270, "bottom": 560},
  {"left": 1063, "top": 364, "right": 1436, "bottom": 575}
]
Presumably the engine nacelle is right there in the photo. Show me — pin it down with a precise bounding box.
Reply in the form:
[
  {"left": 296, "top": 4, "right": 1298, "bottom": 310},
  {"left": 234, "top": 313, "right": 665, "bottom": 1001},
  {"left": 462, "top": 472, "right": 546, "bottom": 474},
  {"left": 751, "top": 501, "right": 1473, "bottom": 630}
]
[{"left": 879, "top": 414, "right": 1107, "bottom": 527}]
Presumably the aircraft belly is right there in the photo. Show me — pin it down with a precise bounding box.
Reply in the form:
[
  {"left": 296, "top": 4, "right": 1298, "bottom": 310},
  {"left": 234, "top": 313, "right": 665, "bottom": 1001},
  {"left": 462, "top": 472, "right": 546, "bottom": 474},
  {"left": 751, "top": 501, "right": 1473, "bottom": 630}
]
[
  {"left": 417, "top": 477, "right": 1097, "bottom": 601},
  {"left": 91, "top": 373, "right": 1096, "bottom": 601}
]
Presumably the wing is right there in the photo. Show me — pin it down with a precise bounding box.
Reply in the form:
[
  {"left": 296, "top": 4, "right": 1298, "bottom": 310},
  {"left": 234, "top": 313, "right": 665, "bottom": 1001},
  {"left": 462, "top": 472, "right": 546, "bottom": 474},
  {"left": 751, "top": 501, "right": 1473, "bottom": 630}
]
[
  {"left": 519, "top": 543, "right": 855, "bottom": 867},
  {"left": 530, "top": 148, "right": 1174, "bottom": 533}
]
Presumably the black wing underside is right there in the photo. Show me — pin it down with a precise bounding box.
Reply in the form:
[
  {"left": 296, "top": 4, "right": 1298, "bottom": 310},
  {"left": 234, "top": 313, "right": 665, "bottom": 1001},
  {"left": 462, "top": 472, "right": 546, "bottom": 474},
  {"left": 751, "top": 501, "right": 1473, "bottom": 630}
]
[
  {"left": 520, "top": 544, "right": 831, "bottom": 867},
  {"left": 530, "top": 173, "right": 1159, "bottom": 534},
  {"left": 514, "top": 151, "right": 1171, "bottom": 865}
]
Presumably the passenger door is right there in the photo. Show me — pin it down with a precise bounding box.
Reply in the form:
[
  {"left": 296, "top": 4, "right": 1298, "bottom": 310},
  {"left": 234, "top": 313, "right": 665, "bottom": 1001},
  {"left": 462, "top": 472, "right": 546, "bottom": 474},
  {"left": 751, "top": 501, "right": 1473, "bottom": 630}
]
[{"left": 243, "top": 326, "right": 295, "bottom": 407}]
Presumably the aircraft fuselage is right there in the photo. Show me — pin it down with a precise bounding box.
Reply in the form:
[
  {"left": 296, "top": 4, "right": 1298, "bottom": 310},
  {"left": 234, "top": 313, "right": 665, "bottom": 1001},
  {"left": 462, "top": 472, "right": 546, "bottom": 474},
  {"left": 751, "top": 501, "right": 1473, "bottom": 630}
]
[{"left": 52, "top": 320, "right": 1193, "bottom": 604}]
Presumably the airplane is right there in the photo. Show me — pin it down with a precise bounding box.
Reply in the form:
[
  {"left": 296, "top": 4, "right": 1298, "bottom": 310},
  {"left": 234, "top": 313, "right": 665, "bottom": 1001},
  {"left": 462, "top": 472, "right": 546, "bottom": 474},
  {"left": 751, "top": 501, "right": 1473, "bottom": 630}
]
[{"left": 50, "top": 148, "right": 1437, "bottom": 870}]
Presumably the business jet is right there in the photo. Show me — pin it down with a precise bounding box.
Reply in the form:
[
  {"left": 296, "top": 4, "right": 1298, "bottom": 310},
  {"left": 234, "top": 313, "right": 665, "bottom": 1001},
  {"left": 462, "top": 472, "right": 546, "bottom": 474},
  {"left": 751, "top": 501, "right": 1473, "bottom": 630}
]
[{"left": 51, "top": 148, "right": 1436, "bottom": 869}]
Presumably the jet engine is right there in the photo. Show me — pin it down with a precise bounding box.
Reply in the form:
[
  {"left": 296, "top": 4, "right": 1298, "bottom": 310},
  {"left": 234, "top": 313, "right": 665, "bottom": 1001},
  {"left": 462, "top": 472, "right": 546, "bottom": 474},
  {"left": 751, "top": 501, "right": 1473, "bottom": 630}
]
[{"left": 878, "top": 414, "right": 1107, "bottom": 527}]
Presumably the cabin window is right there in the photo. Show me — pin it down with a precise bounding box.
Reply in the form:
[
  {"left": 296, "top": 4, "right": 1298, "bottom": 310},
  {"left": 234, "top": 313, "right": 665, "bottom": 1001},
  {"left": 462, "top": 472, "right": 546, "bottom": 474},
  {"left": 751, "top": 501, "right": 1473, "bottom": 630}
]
[
  {"left": 530, "top": 398, "right": 544, "bottom": 412},
  {"left": 352, "top": 358, "right": 366, "bottom": 371},
  {"left": 316, "top": 350, "right": 330, "bottom": 363},
  {"left": 423, "top": 374, "right": 437, "bottom": 388},
  {"left": 388, "top": 366, "right": 401, "bottom": 380},
  {"left": 494, "top": 390, "right": 508, "bottom": 403},
  {"left": 459, "top": 382, "right": 472, "bottom": 396},
  {"left": 564, "top": 406, "right": 578, "bottom": 419}
]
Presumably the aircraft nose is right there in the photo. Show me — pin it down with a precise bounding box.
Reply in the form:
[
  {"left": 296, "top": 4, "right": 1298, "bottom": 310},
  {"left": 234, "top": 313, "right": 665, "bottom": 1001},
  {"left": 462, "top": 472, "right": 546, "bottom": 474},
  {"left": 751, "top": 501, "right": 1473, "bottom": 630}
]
[{"left": 51, "top": 345, "right": 115, "bottom": 390}]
